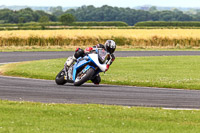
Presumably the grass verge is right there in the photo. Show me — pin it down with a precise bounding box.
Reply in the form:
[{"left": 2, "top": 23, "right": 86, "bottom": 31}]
[
  {"left": 1, "top": 46, "right": 200, "bottom": 52},
  {"left": 0, "top": 100, "right": 200, "bottom": 133},
  {"left": 1, "top": 56, "right": 200, "bottom": 90}
]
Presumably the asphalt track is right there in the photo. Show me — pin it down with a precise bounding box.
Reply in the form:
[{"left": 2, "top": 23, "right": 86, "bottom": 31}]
[
  {"left": 1, "top": 51, "right": 200, "bottom": 109},
  {"left": 1, "top": 51, "right": 200, "bottom": 63}
]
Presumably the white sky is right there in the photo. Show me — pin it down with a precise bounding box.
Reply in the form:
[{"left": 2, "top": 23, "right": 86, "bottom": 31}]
[{"left": 0, "top": 0, "right": 200, "bottom": 8}]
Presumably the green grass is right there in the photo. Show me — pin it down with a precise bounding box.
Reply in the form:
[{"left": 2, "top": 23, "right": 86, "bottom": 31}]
[
  {"left": 0, "top": 100, "right": 200, "bottom": 133},
  {"left": 1, "top": 48, "right": 200, "bottom": 52},
  {"left": 1, "top": 56, "right": 200, "bottom": 89},
  {"left": 0, "top": 48, "right": 74, "bottom": 52},
  {"left": 1, "top": 46, "right": 200, "bottom": 52}
]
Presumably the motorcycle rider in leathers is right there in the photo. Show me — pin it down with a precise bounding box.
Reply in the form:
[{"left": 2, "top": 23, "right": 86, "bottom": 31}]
[{"left": 66, "top": 40, "right": 116, "bottom": 85}]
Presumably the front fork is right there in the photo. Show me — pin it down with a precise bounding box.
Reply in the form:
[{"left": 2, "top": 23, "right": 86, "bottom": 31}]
[
  {"left": 64, "top": 63, "right": 68, "bottom": 80},
  {"left": 64, "top": 62, "right": 74, "bottom": 82},
  {"left": 63, "top": 56, "right": 74, "bottom": 80}
]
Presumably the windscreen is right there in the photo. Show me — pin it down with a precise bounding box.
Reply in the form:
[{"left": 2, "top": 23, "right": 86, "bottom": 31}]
[{"left": 98, "top": 49, "right": 109, "bottom": 64}]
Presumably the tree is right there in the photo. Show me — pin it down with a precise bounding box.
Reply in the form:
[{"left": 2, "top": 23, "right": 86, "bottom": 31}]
[
  {"left": 149, "top": 6, "right": 157, "bottom": 13},
  {"left": 18, "top": 17, "right": 24, "bottom": 29},
  {"left": 50, "top": 6, "right": 64, "bottom": 17},
  {"left": 0, "top": 8, "right": 56, "bottom": 23},
  {"left": 18, "top": 17, "right": 24, "bottom": 23},
  {"left": 39, "top": 16, "right": 49, "bottom": 29},
  {"left": 59, "top": 13, "right": 75, "bottom": 25}
]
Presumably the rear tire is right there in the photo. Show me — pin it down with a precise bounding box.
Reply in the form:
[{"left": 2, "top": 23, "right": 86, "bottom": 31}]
[
  {"left": 74, "top": 68, "right": 95, "bottom": 86},
  {"left": 55, "top": 69, "right": 67, "bottom": 85}
]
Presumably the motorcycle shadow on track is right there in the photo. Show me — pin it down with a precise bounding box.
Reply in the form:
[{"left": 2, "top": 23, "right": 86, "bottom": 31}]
[{"left": 55, "top": 83, "right": 115, "bottom": 88}]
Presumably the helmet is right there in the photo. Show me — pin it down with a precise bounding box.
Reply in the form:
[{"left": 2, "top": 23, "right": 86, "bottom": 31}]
[{"left": 104, "top": 40, "right": 116, "bottom": 54}]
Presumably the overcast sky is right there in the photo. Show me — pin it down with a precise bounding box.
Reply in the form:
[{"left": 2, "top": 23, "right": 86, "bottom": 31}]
[{"left": 1, "top": 0, "right": 200, "bottom": 8}]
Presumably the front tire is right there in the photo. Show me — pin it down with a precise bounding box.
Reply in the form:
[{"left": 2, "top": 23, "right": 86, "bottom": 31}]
[
  {"left": 74, "top": 68, "right": 95, "bottom": 86},
  {"left": 55, "top": 69, "right": 67, "bottom": 85}
]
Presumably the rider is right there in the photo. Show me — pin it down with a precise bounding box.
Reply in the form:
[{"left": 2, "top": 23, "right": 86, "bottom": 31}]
[{"left": 66, "top": 40, "right": 116, "bottom": 85}]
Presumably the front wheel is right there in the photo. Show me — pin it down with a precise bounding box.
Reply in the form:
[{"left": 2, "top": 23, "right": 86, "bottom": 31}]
[
  {"left": 55, "top": 69, "right": 67, "bottom": 85},
  {"left": 74, "top": 68, "right": 95, "bottom": 86}
]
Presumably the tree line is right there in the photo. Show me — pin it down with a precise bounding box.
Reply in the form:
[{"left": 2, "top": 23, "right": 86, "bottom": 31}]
[
  {"left": 66, "top": 5, "right": 199, "bottom": 25},
  {"left": 1, "top": 5, "right": 200, "bottom": 25},
  {"left": 0, "top": 8, "right": 56, "bottom": 23}
]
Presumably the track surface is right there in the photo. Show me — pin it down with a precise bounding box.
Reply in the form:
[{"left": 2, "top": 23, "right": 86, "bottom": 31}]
[
  {"left": 1, "top": 51, "right": 200, "bottom": 63},
  {"left": 1, "top": 51, "right": 200, "bottom": 108}
]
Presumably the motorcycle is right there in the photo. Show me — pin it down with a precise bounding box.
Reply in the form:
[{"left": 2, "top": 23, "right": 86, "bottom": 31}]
[{"left": 55, "top": 48, "right": 110, "bottom": 86}]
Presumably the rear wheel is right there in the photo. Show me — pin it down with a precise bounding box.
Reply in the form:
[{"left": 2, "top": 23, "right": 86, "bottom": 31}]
[
  {"left": 55, "top": 69, "right": 67, "bottom": 85},
  {"left": 74, "top": 68, "right": 95, "bottom": 86}
]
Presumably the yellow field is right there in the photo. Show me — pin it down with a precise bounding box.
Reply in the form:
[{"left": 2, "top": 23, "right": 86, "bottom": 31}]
[
  {"left": 1, "top": 29, "right": 200, "bottom": 38},
  {"left": 1, "top": 29, "right": 200, "bottom": 48}
]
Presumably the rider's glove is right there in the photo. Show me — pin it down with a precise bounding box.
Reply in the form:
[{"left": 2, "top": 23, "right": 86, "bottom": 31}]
[{"left": 85, "top": 47, "right": 93, "bottom": 53}]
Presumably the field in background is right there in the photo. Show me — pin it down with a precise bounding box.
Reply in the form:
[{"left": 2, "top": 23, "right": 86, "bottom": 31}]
[{"left": 1, "top": 29, "right": 200, "bottom": 50}]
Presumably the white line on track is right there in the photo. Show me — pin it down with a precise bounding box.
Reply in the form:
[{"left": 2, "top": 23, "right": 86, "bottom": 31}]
[
  {"left": 163, "top": 108, "right": 200, "bottom": 111},
  {"left": 0, "top": 62, "right": 19, "bottom": 65},
  {"left": 0, "top": 75, "right": 50, "bottom": 81}
]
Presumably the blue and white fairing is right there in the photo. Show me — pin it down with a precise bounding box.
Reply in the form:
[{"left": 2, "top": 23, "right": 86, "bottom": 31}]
[
  {"left": 72, "top": 49, "right": 108, "bottom": 81},
  {"left": 88, "top": 54, "right": 107, "bottom": 71}
]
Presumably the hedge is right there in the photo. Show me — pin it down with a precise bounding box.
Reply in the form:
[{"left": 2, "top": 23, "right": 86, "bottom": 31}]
[
  {"left": 134, "top": 21, "right": 200, "bottom": 27},
  {"left": 0, "top": 21, "right": 128, "bottom": 27}
]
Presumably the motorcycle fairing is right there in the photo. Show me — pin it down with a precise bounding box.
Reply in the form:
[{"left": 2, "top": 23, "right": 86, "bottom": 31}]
[
  {"left": 72, "top": 56, "right": 95, "bottom": 81},
  {"left": 88, "top": 54, "right": 107, "bottom": 72}
]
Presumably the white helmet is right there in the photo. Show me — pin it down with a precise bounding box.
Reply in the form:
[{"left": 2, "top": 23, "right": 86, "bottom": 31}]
[{"left": 104, "top": 40, "right": 116, "bottom": 54}]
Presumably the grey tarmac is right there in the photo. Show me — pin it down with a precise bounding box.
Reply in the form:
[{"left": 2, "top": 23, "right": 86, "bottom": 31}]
[{"left": 1, "top": 51, "right": 200, "bottom": 63}]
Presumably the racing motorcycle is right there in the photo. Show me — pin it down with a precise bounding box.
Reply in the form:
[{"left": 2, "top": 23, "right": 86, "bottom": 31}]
[{"left": 55, "top": 49, "right": 110, "bottom": 86}]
